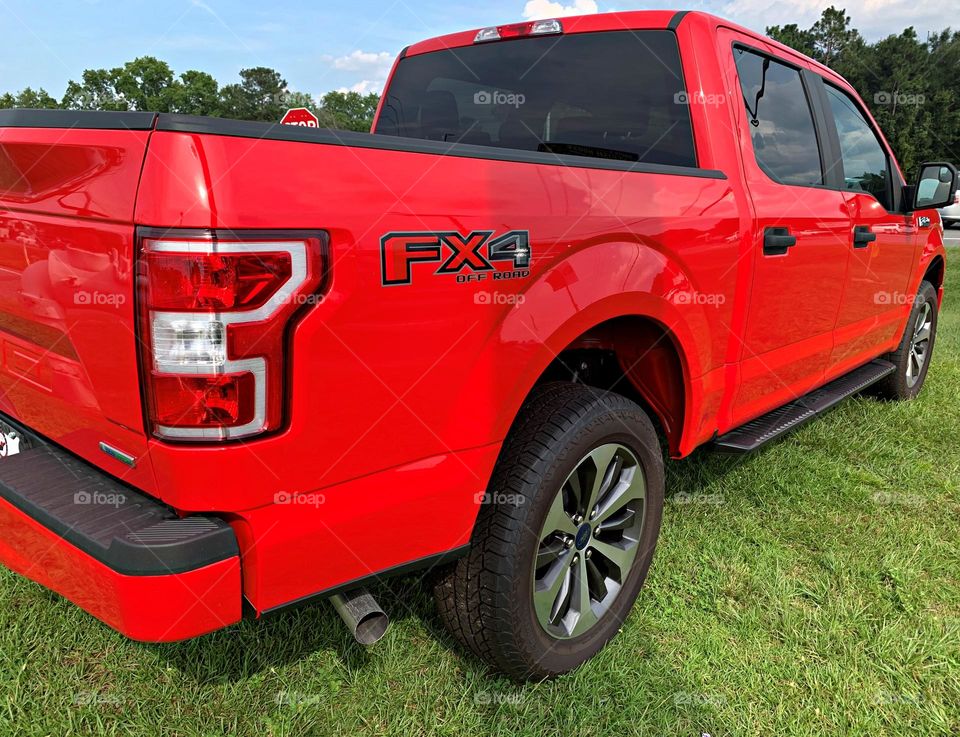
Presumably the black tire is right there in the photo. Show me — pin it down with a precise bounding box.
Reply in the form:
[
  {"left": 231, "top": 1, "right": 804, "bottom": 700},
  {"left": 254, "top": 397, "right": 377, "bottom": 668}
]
[
  {"left": 433, "top": 382, "right": 664, "bottom": 681},
  {"left": 874, "top": 280, "right": 938, "bottom": 400}
]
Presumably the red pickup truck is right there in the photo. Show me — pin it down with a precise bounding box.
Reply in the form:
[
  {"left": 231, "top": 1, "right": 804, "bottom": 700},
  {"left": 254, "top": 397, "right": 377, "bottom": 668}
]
[{"left": 0, "top": 10, "right": 955, "bottom": 680}]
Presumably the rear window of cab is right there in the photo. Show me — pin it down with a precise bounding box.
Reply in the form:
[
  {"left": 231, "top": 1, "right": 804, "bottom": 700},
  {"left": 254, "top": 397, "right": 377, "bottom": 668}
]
[{"left": 375, "top": 30, "right": 697, "bottom": 168}]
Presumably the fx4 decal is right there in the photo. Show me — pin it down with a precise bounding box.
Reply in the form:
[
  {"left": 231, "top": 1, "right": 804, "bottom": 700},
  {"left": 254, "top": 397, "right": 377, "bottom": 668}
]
[{"left": 380, "top": 230, "right": 531, "bottom": 286}]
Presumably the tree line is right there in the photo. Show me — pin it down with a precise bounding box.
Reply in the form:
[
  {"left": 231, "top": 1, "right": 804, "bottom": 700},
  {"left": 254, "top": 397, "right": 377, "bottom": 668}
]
[
  {"left": 767, "top": 7, "right": 960, "bottom": 174},
  {"left": 0, "top": 57, "right": 380, "bottom": 132},
  {"left": 1, "top": 7, "right": 959, "bottom": 172}
]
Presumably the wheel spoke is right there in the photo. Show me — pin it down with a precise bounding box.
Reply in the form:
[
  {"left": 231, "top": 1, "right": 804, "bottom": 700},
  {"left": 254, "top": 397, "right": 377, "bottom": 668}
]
[
  {"left": 565, "top": 466, "right": 586, "bottom": 514},
  {"left": 595, "top": 506, "right": 637, "bottom": 534},
  {"left": 534, "top": 555, "right": 572, "bottom": 626},
  {"left": 591, "top": 538, "right": 638, "bottom": 573},
  {"left": 910, "top": 350, "right": 923, "bottom": 379},
  {"left": 585, "top": 556, "right": 608, "bottom": 601},
  {"left": 541, "top": 490, "right": 577, "bottom": 541},
  {"left": 570, "top": 557, "right": 598, "bottom": 636},
  {"left": 915, "top": 323, "right": 931, "bottom": 344},
  {"left": 586, "top": 444, "right": 621, "bottom": 513},
  {"left": 536, "top": 537, "right": 566, "bottom": 569},
  {"left": 593, "top": 467, "right": 645, "bottom": 527}
]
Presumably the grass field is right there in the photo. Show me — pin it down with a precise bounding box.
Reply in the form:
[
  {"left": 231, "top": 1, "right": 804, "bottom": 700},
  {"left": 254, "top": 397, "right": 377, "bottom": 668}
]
[{"left": 1, "top": 257, "right": 958, "bottom": 737}]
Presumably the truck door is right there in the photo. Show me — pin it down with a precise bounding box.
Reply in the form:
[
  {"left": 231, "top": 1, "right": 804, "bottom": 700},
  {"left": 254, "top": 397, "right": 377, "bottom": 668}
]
[
  {"left": 814, "top": 79, "right": 919, "bottom": 375},
  {"left": 719, "top": 33, "right": 853, "bottom": 425}
]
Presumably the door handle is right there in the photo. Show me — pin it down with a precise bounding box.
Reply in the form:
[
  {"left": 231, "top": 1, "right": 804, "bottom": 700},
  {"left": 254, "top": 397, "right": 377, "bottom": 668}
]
[
  {"left": 763, "top": 227, "right": 796, "bottom": 256},
  {"left": 853, "top": 225, "right": 876, "bottom": 248}
]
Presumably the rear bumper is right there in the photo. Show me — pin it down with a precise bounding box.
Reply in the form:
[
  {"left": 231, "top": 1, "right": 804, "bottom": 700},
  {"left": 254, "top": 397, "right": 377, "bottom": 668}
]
[{"left": 0, "top": 419, "right": 242, "bottom": 641}]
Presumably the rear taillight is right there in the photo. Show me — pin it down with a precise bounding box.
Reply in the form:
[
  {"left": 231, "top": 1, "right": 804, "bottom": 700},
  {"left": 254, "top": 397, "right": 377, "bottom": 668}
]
[{"left": 137, "top": 228, "right": 327, "bottom": 441}]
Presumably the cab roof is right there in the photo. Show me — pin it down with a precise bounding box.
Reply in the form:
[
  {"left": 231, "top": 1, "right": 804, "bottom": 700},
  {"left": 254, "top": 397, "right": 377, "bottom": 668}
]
[{"left": 402, "top": 10, "right": 837, "bottom": 83}]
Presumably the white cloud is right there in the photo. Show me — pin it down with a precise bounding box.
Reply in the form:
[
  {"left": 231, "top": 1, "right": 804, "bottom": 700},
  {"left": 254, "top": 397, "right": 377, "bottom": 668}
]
[
  {"left": 522, "top": 0, "right": 599, "bottom": 20},
  {"left": 335, "top": 80, "right": 384, "bottom": 95},
  {"left": 329, "top": 50, "right": 394, "bottom": 76},
  {"left": 326, "top": 50, "right": 393, "bottom": 97}
]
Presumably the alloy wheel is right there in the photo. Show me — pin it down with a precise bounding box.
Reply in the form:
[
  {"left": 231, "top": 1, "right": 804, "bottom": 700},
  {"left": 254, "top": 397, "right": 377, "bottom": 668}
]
[{"left": 532, "top": 443, "right": 646, "bottom": 639}]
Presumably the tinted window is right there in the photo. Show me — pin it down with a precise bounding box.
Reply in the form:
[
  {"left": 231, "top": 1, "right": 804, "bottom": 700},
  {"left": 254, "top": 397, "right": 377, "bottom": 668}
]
[
  {"left": 375, "top": 31, "right": 697, "bottom": 168},
  {"left": 825, "top": 84, "right": 891, "bottom": 209},
  {"left": 733, "top": 48, "right": 823, "bottom": 186}
]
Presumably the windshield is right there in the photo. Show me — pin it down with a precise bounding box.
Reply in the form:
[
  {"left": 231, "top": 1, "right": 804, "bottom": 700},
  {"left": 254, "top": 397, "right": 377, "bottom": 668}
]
[{"left": 375, "top": 30, "right": 697, "bottom": 168}]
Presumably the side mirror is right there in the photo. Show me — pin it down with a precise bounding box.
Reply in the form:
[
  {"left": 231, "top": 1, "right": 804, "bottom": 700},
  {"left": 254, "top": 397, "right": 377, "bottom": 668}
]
[{"left": 912, "top": 161, "right": 958, "bottom": 210}]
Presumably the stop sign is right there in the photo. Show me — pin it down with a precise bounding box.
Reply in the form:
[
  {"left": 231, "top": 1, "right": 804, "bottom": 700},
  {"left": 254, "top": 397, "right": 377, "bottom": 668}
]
[{"left": 280, "top": 108, "right": 320, "bottom": 128}]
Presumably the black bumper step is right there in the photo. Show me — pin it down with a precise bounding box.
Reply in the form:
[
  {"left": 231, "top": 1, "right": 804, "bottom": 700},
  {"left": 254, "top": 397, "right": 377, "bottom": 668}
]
[
  {"left": 713, "top": 359, "right": 896, "bottom": 453},
  {"left": 0, "top": 421, "right": 237, "bottom": 575}
]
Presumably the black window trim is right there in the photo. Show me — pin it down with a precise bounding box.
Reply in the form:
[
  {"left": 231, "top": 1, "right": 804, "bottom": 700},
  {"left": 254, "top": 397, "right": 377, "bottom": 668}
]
[{"left": 730, "top": 41, "right": 833, "bottom": 192}]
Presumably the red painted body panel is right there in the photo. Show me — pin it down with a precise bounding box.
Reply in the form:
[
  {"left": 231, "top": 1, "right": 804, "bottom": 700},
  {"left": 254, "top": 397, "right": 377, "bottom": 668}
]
[
  {"left": 0, "top": 129, "right": 158, "bottom": 491},
  {"left": 135, "top": 128, "right": 743, "bottom": 513},
  {"left": 0, "top": 496, "right": 241, "bottom": 641},
  {"left": 0, "top": 10, "right": 947, "bottom": 636}
]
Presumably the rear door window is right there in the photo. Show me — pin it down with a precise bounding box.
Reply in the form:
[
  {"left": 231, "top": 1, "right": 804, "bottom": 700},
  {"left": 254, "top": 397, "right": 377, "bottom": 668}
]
[
  {"left": 733, "top": 47, "right": 823, "bottom": 187},
  {"left": 375, "top": 31, "right": 697, "bottom": 168},
  {"left": 823, "top": 84, "right": 892, "bottom": 210}
]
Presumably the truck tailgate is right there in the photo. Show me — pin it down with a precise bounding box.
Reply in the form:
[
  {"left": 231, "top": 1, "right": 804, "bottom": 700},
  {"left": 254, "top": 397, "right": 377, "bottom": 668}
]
[{"left": 0, "top": 120, "right": 154, "bottom": 486}]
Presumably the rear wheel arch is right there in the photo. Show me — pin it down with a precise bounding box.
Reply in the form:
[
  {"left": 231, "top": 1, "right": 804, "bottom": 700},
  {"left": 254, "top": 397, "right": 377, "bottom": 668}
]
[{"left": 529, "top": 314, "right": 693, "bottom": 457}]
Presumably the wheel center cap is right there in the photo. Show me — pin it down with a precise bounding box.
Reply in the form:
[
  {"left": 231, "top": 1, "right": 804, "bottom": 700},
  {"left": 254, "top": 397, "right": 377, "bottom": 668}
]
[{"left": 574, "top": 523, "right": 592, "bottom": 550}]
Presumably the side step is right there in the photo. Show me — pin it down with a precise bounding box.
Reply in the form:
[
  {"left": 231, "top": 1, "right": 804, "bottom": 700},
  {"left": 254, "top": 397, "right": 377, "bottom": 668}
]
[{"left": 713, "top": 359, "right": 896, "bottom": 453}]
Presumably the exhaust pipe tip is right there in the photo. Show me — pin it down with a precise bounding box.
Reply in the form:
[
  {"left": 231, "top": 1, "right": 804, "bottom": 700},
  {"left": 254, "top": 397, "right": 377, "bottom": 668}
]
[
  {"left": 330, "top": 588, "right": 389, "bottom": 645},
  {"left": 353, "top": 609, "right": 389, "bottom": 645}
]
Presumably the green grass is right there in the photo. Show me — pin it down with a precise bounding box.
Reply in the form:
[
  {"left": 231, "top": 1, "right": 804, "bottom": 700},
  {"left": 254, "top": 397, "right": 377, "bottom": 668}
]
[{"left": 2, "top": 259, "right": 959, "bottom": 737}]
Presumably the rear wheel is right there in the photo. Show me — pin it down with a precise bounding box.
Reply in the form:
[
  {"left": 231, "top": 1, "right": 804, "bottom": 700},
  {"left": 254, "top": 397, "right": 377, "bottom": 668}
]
[
  {"left": 874, "top": 280, "right": 938, "bottom": 400},
  {"left": 433, "top": 383, "right": 664, "bottom": 681}
]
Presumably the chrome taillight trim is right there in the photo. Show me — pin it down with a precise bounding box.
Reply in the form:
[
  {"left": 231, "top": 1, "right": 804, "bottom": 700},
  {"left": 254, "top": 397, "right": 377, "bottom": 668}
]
[{"left": 142, "top": 238, "right": 310, "bottom": 441}]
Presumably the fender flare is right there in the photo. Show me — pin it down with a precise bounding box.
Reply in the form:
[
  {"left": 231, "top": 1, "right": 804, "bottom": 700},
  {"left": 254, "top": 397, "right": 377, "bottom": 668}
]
[{"left": 448, "top": 239, "right": 723, "bottom": 459}]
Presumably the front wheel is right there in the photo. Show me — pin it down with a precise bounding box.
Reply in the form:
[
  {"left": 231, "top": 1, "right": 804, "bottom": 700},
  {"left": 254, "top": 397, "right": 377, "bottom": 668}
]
[
  {"left": 433, "top": 383, "right": 664, "bottom": 681},
  {"left": 874, "top": 280, "right": 938, "bottom": 400}
]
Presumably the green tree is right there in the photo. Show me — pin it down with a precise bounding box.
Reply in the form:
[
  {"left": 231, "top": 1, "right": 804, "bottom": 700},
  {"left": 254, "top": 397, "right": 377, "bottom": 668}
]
[
  {"left": 810, "top": 6, "right": 861, "bottom": 66},
  {"left": 0, "top": 87, "right": 59, "bottom": 109},
  {"left": 317, "top": 91, "right": 380, "bottom": 132},
  {"left": 766, "top": 23, "right": 817, "bottom": 57},
  {"left": 111, "top": 57, "right": 177, "bottom": 111},
  {"left": 218, "top": 67, "right": 288, "bottom": 121},
  {"left": 62, "top": 68, "right": 127, "bottom": 110},
  {"left": 171, "top": 70, "right": 220, "bottom": 116}
]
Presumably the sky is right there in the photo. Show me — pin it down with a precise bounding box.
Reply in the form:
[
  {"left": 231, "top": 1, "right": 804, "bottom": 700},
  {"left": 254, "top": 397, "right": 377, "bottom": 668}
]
[{"left": 0, "top": 0, "right": 951, "bottom": 100}]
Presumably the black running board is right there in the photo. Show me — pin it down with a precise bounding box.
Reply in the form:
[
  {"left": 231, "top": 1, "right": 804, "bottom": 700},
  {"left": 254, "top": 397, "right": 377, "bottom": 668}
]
[{"left": 713, "top": 359, "right": 896, "bottom": 453}]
